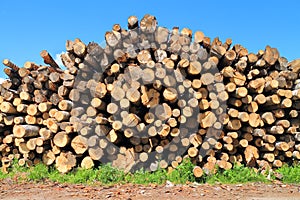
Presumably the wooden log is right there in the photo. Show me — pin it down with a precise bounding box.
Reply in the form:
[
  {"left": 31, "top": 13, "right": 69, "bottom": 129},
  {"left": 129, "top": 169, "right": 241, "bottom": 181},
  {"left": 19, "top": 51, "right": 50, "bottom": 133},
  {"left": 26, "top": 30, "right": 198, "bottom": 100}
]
[
  {"left": 71, "top": 135, "right": 88, "bottom": 154},
  {"left": 275, "top": 142, "right": 290, "bottom": 152},
  {"left": 199, "top": 111, "right": 217, "bottom": 128},
  {"left": 27, "top": 104, "right": 39, "bottom": 116},
  {"left": 3, "top": 115, "right": 14, "bottom": 126},
  {"left": 88, "top": 146, "right": 103, "bottom": 161},
  {"left": 193, "top": 166, "right": 203, "bottom": 178},
  {"left": 38, "top": 102, "right": 52, "bottom": 113},
  {"left": 233, "top": 44, "right": 248, "bottom": 58},
  {"left": 226, "top": 119, "right": 242, "bottom": 131},
  {"left": 81, "top": 156, "right": 94, "bottom": 169},
  {"left": 263, "top": 134, "right": 276, "bottom": 143},
  {"left": 3, "top": 59, "right": 20, "bottom": 71},
  {"left": 239, "top": 139, "right": 249, "bottom": 148},
  {"left": 46, "top": 118, "right": 59, "bottom": 133},
  {"left": 73, "top": 39, "right": 87, "bottom": 57},
  {"left": 42, "top": 150, "right": 56, "bottom": 166},
  {"left": 276, "top": 120, "right": 290, "bottom": 128},
  {"left": 247, "top": 101, "right": 259, "bottom": 113},
  {"left": 140, "top": 14, "right": 157, "bottom": 33},
  {"left": 261, "top": 112, "right": 276, "bottom": 125},
  {"left": 40, "top": 50, "right": 60, "bottom": 70},
  {"left": 248, "top": 113, "right": 261, "bottom": 128},
  {"left": 262, "top": 153, "right": 275, "bottom": 162},
  {"left": 254, "top": 94, "right": 266, "bottom": 105},
  {"left": 125, "top": 88, "right": 140, "bottom": 103},
  {"left": 238, "top": 112, "right": 249, "bottom": 123},
  {"left": 53, "top": 132, "right": 70, "bottom": 148},
  {"left": 54, "top": 111, "right": 70, "bottom": 122},
  {"left": 263, "top": 45, "right": 279, "bottom": 66},
  {"left": 3, "top": 134, "right": 14, "bottom": 144},
  {"left": 58, "top": 100, "right": 73, "bottom": 111},
  {"left": 55, "top": 151, "right": 76, "bottom": 173},
  {"left": 0, "top": 102, "right": 17, "bottom": 114},
  {"left": 222, "top": 50, "right": 236, "bottom": 66},
  {"left": 128, "top": 15, "right": 138, "bottom": 29},
  {"left": 201, "top": 73, "right": 214, "bottom": 85},
  {"left": 267, "top": 125, "right": 284, "bottom": 135},
  {"left": 26, "top": 138, "right": 37, "bottom": 151},
  {"left": 13, "top": 125, "right": 40, "bottom": 138},
  {"left": 244, "top": 145, "right": 259, "bottom": 167}
]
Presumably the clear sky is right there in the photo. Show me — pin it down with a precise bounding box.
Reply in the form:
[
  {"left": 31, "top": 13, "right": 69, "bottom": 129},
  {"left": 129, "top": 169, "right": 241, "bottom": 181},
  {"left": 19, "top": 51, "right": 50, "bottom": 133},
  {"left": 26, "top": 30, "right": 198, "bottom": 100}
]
[{"left": 1, "top": 0, "right": 300, "bottom": 79}]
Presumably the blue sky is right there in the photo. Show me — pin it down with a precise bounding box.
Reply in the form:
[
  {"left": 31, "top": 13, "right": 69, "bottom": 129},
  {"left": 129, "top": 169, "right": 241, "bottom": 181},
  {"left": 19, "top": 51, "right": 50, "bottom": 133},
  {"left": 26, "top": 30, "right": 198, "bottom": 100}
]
[{"left": 1, "top": 1, "right": 300, "bottom": 79}]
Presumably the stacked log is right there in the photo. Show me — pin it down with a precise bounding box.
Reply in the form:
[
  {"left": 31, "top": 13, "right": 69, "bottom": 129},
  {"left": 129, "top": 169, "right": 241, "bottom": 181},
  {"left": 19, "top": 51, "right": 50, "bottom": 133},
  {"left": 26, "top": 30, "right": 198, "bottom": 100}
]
[{"left": 1, "top": 14, "right": 300, "bottom": 175}]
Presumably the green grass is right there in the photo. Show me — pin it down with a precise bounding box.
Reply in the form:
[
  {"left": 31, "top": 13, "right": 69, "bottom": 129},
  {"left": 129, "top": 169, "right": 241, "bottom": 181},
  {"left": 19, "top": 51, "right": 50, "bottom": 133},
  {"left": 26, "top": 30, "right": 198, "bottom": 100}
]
[
  {"left": 167, "top": 158, "right": 196, "bottom": 184},
  {"left": 0, "top": 159, "right": 300, "bottom": 185},
  {"left": 276, "top": 164, "right": 300, "bottom": 183},
  {"left": 28, "top": 163, "right": 49, "bottom": 181},
  {"left": 205, "top": 165, "right": 269, "bottom": 184}
]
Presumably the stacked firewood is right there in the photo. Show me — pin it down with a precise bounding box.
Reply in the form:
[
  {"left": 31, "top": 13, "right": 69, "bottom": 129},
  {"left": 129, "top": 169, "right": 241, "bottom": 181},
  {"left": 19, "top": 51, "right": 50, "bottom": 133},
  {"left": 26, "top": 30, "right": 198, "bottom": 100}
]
[{"left": 1, "top": 14, "right": 300, "bottom": 176}]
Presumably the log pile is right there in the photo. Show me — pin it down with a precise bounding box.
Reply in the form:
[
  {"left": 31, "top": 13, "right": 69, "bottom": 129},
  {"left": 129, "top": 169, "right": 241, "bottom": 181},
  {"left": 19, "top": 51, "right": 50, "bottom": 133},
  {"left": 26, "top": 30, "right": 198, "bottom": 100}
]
[{"left": 1, "top": 14, "right": 300, "bottom": 175}]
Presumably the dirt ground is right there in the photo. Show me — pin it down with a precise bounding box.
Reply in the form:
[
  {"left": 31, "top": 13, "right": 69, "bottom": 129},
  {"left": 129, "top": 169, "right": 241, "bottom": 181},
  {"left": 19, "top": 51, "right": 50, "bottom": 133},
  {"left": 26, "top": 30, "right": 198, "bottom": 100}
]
[{"left": 0, "top": 179, "right": 300, "bottom": 200}]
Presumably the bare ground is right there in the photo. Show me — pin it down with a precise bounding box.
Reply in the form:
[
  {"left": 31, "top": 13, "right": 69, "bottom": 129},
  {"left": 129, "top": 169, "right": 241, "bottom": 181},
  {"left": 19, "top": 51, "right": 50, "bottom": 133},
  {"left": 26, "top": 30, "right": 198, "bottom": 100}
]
[{"left": 0, "top": 179, "right": 300, "bottom": 200}]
